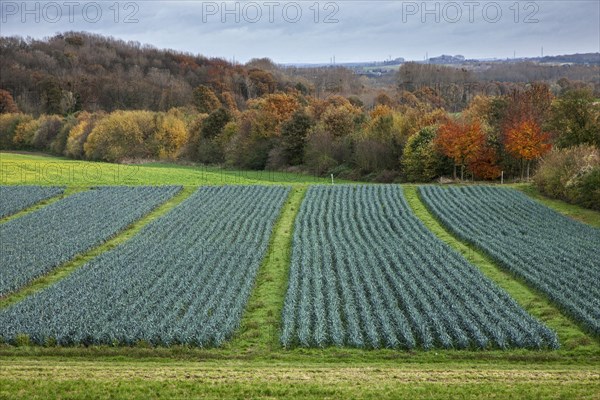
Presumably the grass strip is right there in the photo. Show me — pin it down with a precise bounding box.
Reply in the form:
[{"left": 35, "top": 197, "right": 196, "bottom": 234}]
[{"left": 229, "top": 186, "right": 307, "bottom": 352}]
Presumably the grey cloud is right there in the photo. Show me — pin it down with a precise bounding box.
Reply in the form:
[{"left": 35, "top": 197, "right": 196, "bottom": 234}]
[{"left": 0, "top": 1, "right": 598, "bottom": 63}]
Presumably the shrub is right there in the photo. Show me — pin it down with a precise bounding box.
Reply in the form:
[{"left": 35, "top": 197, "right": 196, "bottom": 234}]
[
  {"left": 13, "top": 118, "right": 40, "bottom": 149},
  {"left": 303, "top": 130, "right": 351, "bottom": 176},
  {"left": 0, "top": 113, "right": 31, "bottom": 149},
  {"left": 15, "top": 334, "right": 30, "bottom": 347},
  {"left": 534, "top": 145, "right": 600, "bottom": 210},
  {"left": 51, "top": 114, "right": 79, "bottom": 155},
  {"left": 65, "top": 112, "right": 106, "bottom": 159},
  {"left": 84, "top": 111, "right": 154, "bottom": 162},
  {"left": 32, "top": 115, "right": 64, "bottom": 150},
  {"left": 183, "top": 113, "right": 209, "bottom": 160}
]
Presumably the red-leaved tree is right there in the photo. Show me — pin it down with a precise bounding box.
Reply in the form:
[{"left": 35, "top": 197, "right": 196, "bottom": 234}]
[{"left": 505, "top": 119, "right": 552, "bottom": 180}]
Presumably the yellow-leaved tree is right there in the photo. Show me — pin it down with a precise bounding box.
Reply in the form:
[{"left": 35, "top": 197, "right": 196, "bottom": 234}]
[
  {"left": 151, "top": 113, "right": 188, "bottom": 160},
  {"left": 84, "top": 111, "right": 154, "bottom": 162}
]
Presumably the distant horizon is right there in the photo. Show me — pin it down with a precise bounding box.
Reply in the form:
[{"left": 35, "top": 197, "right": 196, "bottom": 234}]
[
  {"left": 1, "top": 1, "right": 597, "bottom": 64},
  {"left": 2, "top": 31, "right": 598, "bottom": 66}
]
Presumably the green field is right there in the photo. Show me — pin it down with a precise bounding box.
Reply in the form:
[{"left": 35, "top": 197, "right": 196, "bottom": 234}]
[
  {"left": 0, "top": 152, "right": 342, "bottom": 186},
  {"left": 1, "top": 153, "right": 600, "bottom": 399}
]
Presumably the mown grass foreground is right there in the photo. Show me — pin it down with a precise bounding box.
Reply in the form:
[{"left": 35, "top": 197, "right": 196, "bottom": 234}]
[{"left": 1, "top": 359, "right": 599, "bottom": 400}]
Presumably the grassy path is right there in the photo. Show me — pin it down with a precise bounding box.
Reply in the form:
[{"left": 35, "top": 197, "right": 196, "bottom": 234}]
[
  {"left": 403, "top": 185, "right": 599, "bottom": 352},
  {"left": 0, "top": 187, "right": 196, "bottom": 309},
  {"left": 230, "top": 186, "right": 306, "bottom": 352}
]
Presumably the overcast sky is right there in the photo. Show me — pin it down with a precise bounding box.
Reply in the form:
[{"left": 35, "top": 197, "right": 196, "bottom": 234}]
[{"left": 1, "top": 1, "right": 598, "bottom": 63}]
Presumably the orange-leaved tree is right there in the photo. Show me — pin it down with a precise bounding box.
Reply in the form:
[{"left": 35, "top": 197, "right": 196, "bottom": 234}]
[
  {"left": 468, "top": 146, "right": 501, "bottom": 180},
  {"left": 436, "top": 119, "right": 487, "bottom": 180},
  {"left": 505, "top": 119, "right": 552, "bottom": 180}
]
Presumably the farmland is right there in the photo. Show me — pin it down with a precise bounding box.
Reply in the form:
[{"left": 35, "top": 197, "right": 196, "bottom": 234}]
[
  {"left": 1, "top": 154, "right": 599, "bottom": 399},
  {"left": 0, "top": 186, "right": 181, "bottom": 296},
  {"left": 0, "top": 185, "right": 64, "bottom": 218},
  {"left": 419, "top": 186, "right": 600, "bottom": 337},
  {"left": 0, "top": 186, "right": 289, "bottom": 346},
  {"left": 282, "top": 185, "right": 558, "bottom": 350}
]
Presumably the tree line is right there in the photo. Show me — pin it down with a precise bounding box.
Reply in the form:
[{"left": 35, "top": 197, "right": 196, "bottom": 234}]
[
  {"left": 1, "top": 32, "right": 599, "bottom": 209},
  {"left": 1, "top": 81, "right": 597, "bottom": 181}
]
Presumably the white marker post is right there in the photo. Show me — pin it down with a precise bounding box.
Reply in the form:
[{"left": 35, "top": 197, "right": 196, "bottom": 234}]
[{"left": 331, "top": 174, "right": 334, "bottom": 185}]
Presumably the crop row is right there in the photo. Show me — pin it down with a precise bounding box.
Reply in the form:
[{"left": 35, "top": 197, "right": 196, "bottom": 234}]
[
  {"left": 419, "top": 185, "right": 600, "bottom": 336},
  {"left": 0, "top": 186, "right": 65, "bottom": 218},
  {"left": 0, "top": 186, "right": 181, "bottom": 296},
  {"left": 281, "top": 185, "right": 558, "bottom": 350},
  {"left": 0, "top": 186, "right": 290, "bottom": 346}
]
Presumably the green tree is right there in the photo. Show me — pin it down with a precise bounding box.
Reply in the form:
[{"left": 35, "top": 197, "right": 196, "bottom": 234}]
[
  {"left": 40, "top": 78, "right": 63, "bottom": 115},
  {"left": 197, "top": 108, "right": 231, "bottom": 163},
  {"left": 401, "top": 126, "right": 451, "bottom": 181},
  {"left": 201, "top": 108, "right": 231, "bottom": 139},
  {"left": 546, "top": 89, "right": 600, "bottom": 148},
  {"left": 280, "top": 110, "right": 312, "bottom": 165}
]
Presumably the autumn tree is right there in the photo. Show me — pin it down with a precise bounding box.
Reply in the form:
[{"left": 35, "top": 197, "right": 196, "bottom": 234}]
[
  {"left": 193, "top": 85, "right": 221, "bottom": 114},
  {"left": 12, "top": 118, "right": 40, "bottom": 149},
  {"left": 247, "top": 69, "right": 276, "bottom": 98},
  {"left": 502, "top": 83, "right": 553, "bottom": 131},
  {"left": 66, "top": 112, "right": 113, "bottom": 158},
  {"left": 220, "top": 91, "right": 239, "bottom": 114},
  {"left": 505, "top": 119, "right": 552, "bottom": 180},
  {"left": 151, "top": 113, "right": 188, "bottom": 159},
  {"left": 0, "top": 114, "right": 31, "bottom": 149},
  {"left": 373, "top": 92, "right": 395, "bottom": 108},
  {"left": 246, "top": 92, "right": 301, "bottom": 137},
  {"left": 322, "top": 104, "right": 360, "bottom": 138},
  {"left": 436, "top": 120, "right": 486, "bottom": 180},
  {"left": 0, "top": 89, "right": 19, "bottom": 114},
  {"left": 51, "top": 114, "right": 79, "bottom": 155},
  {"left": 354, "top": 105, "right": 404, "bottom": 174},
  {"left": 467, "top": 146, "right": 501, "bottom": 180},
  {"left": 84, "top": 111, "right": 155, "bottom": 162},
  {"left": 201, "top": 108, "right": 231, "bottom": 139}
]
